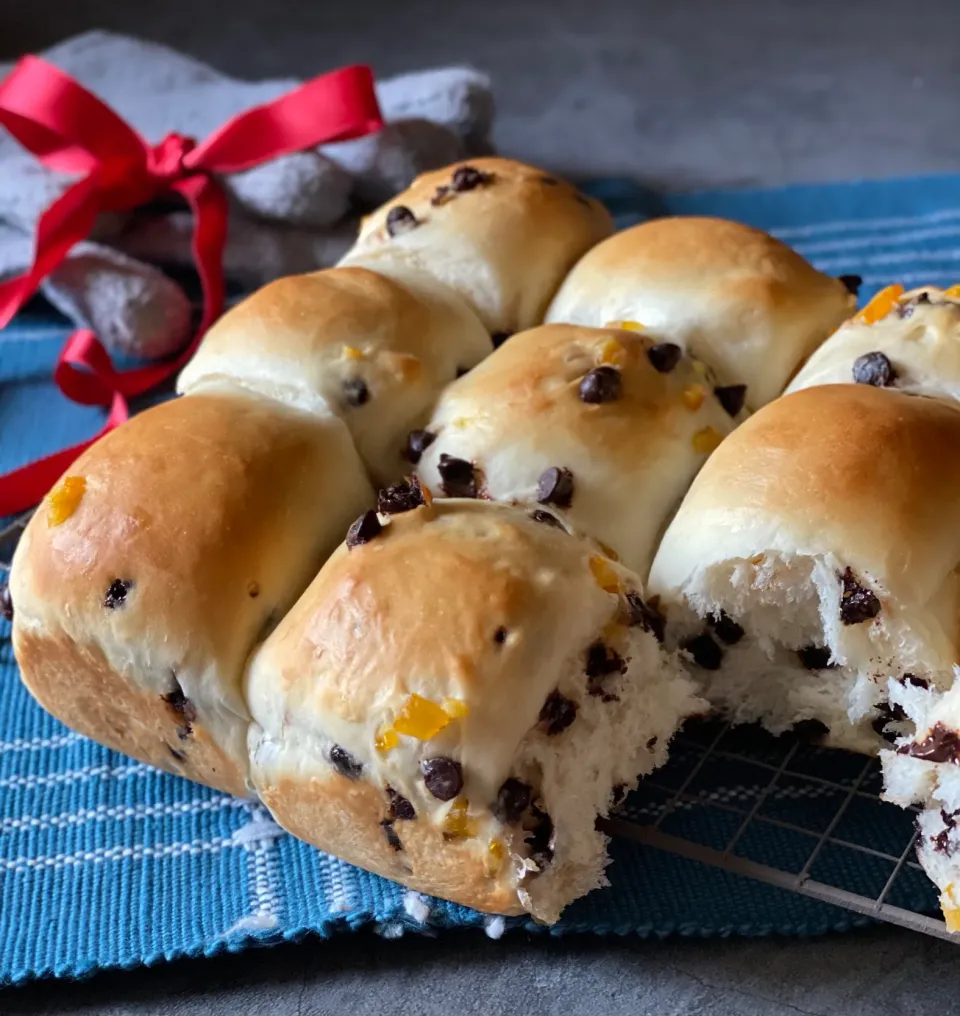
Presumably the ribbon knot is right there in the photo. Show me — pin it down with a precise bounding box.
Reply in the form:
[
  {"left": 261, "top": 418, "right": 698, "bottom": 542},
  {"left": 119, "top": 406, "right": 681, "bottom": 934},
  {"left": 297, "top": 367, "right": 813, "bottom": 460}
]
[
  {"left": 0, "top": 55, "right": 384, "bottom": 515},
  {"left": 146, "top": 132, "right": 198, "bottom": 183}
]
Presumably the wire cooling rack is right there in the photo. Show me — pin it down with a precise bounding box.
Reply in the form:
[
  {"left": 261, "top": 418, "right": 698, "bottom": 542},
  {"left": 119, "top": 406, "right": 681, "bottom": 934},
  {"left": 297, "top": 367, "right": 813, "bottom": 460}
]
[{"left": 601, "top": 718, "right": 955, "bottom": 942}]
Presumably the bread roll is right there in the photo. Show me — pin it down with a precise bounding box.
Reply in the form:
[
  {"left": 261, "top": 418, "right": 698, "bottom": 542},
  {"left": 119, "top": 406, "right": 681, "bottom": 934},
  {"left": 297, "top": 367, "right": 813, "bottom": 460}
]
[
  {"left": 647, "top": 384, "right": 960, "bottom": 753},
  {"left": 245, "top": 498, "right": 701, "bottom": 921},
  {"left": 413, "top": 323, "right": 738, "bottom": 576},
  {"left": 339, "top": 158, "right": 614, "bottom": 337},
  {"left": 787, "top": 284, "right": 960, "bottom": 402},
  {"left": 178, "top": 266, "right": 493, "bottom": 485},
  {"left": 545, "top": 216, "right": 857, "bottom": 409},
  {"left": 881, "top": 677, "right": 960, "bottom": 930},
  {"left": 9, "top": 387, "right": 374, "bottom": 797}
]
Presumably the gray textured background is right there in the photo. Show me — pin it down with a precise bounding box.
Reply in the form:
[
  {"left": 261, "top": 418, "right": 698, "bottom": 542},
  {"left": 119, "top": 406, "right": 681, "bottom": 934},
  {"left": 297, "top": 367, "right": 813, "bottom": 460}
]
[{"left": 4, "top": 1, "right": 960, "bottom": 1012}]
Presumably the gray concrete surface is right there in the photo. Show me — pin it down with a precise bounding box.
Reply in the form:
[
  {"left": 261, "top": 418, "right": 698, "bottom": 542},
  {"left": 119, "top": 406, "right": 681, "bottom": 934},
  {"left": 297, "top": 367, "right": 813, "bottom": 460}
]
[{"left": 4, "top": 0, "right": 960, "bottom": 1012}]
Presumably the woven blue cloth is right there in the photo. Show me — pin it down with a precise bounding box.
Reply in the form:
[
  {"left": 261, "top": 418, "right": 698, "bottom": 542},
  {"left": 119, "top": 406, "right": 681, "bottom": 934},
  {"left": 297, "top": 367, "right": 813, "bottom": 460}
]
[{"left": 1, "top": 172, "right": 956, "bottom": 985}]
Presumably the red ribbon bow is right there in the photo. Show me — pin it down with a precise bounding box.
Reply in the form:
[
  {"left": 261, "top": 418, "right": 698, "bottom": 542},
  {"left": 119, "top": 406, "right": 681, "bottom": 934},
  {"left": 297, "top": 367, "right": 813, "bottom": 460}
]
[{"left": 0, "top": 55, "right": 383, "bottom": 516}]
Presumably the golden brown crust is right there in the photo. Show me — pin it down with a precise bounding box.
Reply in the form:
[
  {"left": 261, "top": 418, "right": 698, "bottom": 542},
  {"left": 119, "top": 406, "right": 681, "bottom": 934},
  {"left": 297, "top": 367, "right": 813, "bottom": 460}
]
[
  {"left": 13, "top": 627, "right": 249, "bottom": 797},
  {"left": 10, "top": 389, "right": 374, "bottom": 795},
  {"left": 546, "top": 216, "right": 856, "bottom": 408},
  {"left": 257, "top": 774, "right": 522, "bottom": 915},
  {"left": 342, "top": 158, "right": 614, "bottom": 334}
]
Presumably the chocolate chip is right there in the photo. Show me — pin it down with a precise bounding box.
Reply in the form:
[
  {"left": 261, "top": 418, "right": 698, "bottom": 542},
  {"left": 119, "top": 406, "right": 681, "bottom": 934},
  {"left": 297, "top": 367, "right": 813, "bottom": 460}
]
[
  {"left": 935, "top": 810, "right": 956, "bottom": 854},
  {"left": 917, "top": 291, "right": 932, "bottom": 304},
  {"left": 682, "top": 633, "right": 723, "bottom": 670},
  {"left": 0, "top": 582, "right": 12, "bottom": 623},
  {"left": 838, "top": 274, "right": 862, "bottom": 295},
  {"left": 872, "top": 701, "right": 908, "bottom": 743},
  {"left": 377, "top": 477, "right": 427, "bottom": 515},
  {"left": 579, "top": 366, "right": 622, "bottom": 404},
  {"left": 852, "top": 352, "right": 897, "bottom": 388},
  {"left": 536, "top": 466, "right": 574, "bottom": 508},
  {"left": 525, "top": 806, "right": 554, "bottom": 868},
  {"left": 385, "top": 205, "right": 418, "bottom": 237},
  {"left": 162, "top": 684, "right": 197, "bottom": 740},
  {"left": 585, "top": 641, "right": 627, "bottom": 697},
  {"left": 330, "top": 744, "right": 363, "bottom": 780},
  {"left": 405, "top": 429, "right": 435, "bottom": 464},
  {"left": 707, "top": 611, "right": 744, "bottom": 645},
  {"left": 903, "top": 673, "right": 930, "bottom": 690},
  {"left": 839, "top": 568, "right": 881, "bottom": 625},
  {"left": 386, "top": 787, "right": 416, "bottom": 821},
  {"left": 103, "top": 579, "right": 133, "bottom": 610},
  {"left": 380, "top": 819, "right": 404, "bottom": 852},
  {"left": 343, "top": 377, "right": 369, "bottom": 407},
  {"left": 797, "top": 645, "right": 836, "bottom": 670},
  {"left": 491, "top": 332, "right": 511, "bottom": 348},
  {"left": 495, "top": 778, "right": 532, "bottom": 822},
  {"left": 646, "top": 343, "right": 682, "bottom": 373},
  {"left": 529, "top": 509, "right": 565, "bottom": 530},
  {"left": 493, "top": 627, "right": 508, "bottom": 645},
  {"left": 540, "top": 175, "right": 559, "bottom": 185},
  {"left": 899, "top": 722, "right": 960, "bottom": 763},
  {"left": 346, "top": 510, "right": 382, "bottom": 549},
  {"left": 451, "top": 165, "right": 492, "bottom": 192},
  {"left": 437, "top": 454, "right": 478, "bottom": 498},
  {"left": 420, "top": 757, "right": 463, "bottom": 801},
  {"left": 625, "top": 591, "right": 665, "bottom": 643},
  {"left": 792, "top": 718, "right": 831, "bottom": 742},
  {"left": 539, "top": 690, "right": 578, "bottom": 735},
  {"left": 714, "top": 385, "right": 747, "bottom": 417},
  {"left": 247, "top": 581, "right": 260, "bottom": 598}
]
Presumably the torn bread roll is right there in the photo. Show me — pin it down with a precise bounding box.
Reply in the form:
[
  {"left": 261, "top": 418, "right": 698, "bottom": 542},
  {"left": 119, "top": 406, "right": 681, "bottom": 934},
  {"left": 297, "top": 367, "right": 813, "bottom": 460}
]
[
  {"left": 545, "top": 216, "right": 857, "bottom": 409},
  {"left": 881, "top": 676, "right": 960, "bottom": 930},
  {"left": 245, "top": 496, "right": 702, "bottom": 921},
  {"left": 787, "top": 284, "right": 960, "bottom": 402},
  {"left": 414, "top": 323, "right": 739, "bottom": 576},
  {"left": 648, "top": 384, "right": 960, "bottom": 753},
  {"left": 9, "top": 387, "right": 374, "bottom": 797},
  {"left": 178, "top": 265, "right": 492, "bottom": 485},
  {"left": 339, "top": 158, "right": 614, "bottom": 337}
]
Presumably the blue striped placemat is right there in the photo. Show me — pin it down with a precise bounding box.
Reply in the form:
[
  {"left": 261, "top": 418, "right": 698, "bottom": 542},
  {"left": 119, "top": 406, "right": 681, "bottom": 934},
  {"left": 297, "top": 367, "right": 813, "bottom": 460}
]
[{"left": 1, "top": 171, "right": 956, "bottom": 985}]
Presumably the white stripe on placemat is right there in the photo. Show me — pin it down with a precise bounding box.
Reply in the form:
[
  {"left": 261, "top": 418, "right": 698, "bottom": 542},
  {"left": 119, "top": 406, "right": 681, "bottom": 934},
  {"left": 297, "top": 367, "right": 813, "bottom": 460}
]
[
  {"left": 0, "top": 732, "right": 82, "bottom": 755},
  {"left": 0, "top": 837, "right": 235, "bottom": 873},
  {"left": 0, "top": 796, "right": 243, "bottom": 835},
  {"left": 772, "top": 207, "right": 960, "bottom": 239},
  {"left": 0, "top": 763, "right": 154, "bottom": 791}
]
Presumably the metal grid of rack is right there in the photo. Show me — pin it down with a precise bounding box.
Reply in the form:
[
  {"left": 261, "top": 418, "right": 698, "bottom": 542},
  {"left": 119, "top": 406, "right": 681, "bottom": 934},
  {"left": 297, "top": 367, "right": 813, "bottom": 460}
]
[{"left": 602, "top": 717, "right": 953, "bottom": 942}]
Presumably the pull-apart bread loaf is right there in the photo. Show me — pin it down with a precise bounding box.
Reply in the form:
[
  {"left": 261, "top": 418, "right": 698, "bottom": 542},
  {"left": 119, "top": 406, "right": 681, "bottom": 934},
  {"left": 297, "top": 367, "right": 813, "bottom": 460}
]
[
  {"left": 648, "top": 383, "right": 960, "bottom": 753},
  {"left": 10, "top": 388, "right": 374, "bottom": 797},
  {"left": 546, "top": 216, "right": 857, "bottom": 409},
  {"left": 339, "top": 157, "right": 614, "bottom": 337},
  {"left": 245, "top": 496, "right": 703, "bottom": 921},
  {"left": 787, "top": 284, "right": 960, "bottom": 402},
  {"left": 414, "top": 323, "right": 739, "bottom": 576}
]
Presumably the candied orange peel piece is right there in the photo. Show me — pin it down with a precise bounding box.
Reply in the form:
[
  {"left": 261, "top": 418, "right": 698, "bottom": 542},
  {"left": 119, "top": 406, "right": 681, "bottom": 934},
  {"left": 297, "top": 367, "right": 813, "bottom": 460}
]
[
  {"left": 393, "top": 694, "right": 450, "bottom": 740},
  {"left": 343, "top": 345, "right": 364, "bottom": 360},
  {"left": 375, "top": 725, "right": 399, "bottom": 754},
  {"left": 944, "top": 284, "right": 960, "bottom": 298},
  {"left": 485, "top": 838, "right": 505, "bottom": 875},
  {"left": 598, "top": 338, "right": 628, "bottom": 367},
  {"left": 856, "top": 283, "right": 904, "bottom": 324},
  {"left": 692, "top": 427, "right": 725, "bottom": 454},
  {"left": 590, "top": 555, "right": 621, "bottom": 594},
  {"left": 604, "top": 319, "right": 644, "bottom": 331},
  {"left": 442, "top": 698, "right": 470, "bottom": 719},
  {"left": 681, "top": 384, "right": 706, "bottom": 412},
  {"left": 46, "top": 475, "right": 86, "bottom": 527},
  {"left": 443, "top": 797, "right": 477, "bottom": 839}
]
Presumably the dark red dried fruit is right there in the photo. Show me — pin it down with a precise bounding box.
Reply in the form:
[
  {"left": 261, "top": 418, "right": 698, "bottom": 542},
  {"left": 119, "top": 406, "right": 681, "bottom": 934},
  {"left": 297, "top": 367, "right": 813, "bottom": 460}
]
[
  {"left": 495, "top": 778, "right": 532, "bottom": 822},
  {"left": 839, "top": 568, "right": 881, "bottom": 625},
  {"left": 346, "top": 510, "right": 382, "bottom": 550},
  {"left": 437, "top": 454, "right": 478, "bottom": 498},
  {"left": 579, "top": 366, "right": 622, "bottom": 404},
  {"left": 536, "top": 466, "right": 574, "bottom": 508},
  {"left": 420, "top": 757, "right": 463, "bottom": 801},
  {"left": 103, "top": 579, "right": 133, "bottom": 609},
  {"left": 539, "top": 691, "right": 578, "bottom": 735},
  {"left": 162, "top": 685, "right": 197, "bottom": 740},
  {"left": 405, "top": 429, "right": 436, "bottom": 464},
  {"left": 330, "top": 745, "right": 363, "bottom": 780},
  {"left": 707, "top": 610, "right": 744, "bottom": 645},
  {"left": 386, "top": 787, "right": 416, "bottom": 821},
  {"left": 682, "top": 633, "right": 723, "bottom": 670},
  {"left": 872, "top": 701, "right": 907, "bottom": 743},
  {"left": 625, "top": 591, "right": 665, "bottom": 643},
  {"left": 585, "top": 641, "right": 627, "bottom": 697},
  {"left": 899, "top": 723, "right": 960, "bottom": 764},
  {"left": 903, "top": 673, "right": 930, "bottom": 690},
  {"left": 377, "top": 477, "right": 427, "bottom": 515}
]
